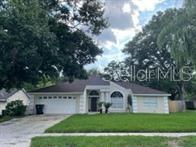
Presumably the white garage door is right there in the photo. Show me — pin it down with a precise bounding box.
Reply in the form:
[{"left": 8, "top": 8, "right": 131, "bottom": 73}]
[{"left": 36, "top": 96, "right": 76, "bottom": 114}]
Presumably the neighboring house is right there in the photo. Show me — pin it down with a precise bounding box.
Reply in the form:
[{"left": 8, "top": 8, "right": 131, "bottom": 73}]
[
  {"left": 29, "top": 75, "right": 170, "bottom": 114},
  {"left": 0, "top": 89, "right": 33, "bottom": 115}
]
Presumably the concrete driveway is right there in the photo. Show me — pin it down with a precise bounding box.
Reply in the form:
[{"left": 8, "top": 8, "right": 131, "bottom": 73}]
[{"left": 0, "top": 115, "right": 69, "bottom": 147}]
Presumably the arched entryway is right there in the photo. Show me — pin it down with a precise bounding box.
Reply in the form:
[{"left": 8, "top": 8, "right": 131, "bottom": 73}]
[{"left": 88, "top": 90, "right": 99, "bottom": 112}]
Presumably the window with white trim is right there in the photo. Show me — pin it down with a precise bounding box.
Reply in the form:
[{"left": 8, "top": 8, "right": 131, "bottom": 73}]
[
  {"left": 143, "top": 98, "right": 158, "bottom": 108},
  {"left": 111, "top": 91, "right": 123, "bottom": 108}
]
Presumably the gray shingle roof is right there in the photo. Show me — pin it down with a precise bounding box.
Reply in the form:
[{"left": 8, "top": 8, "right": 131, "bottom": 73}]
[
  {"left": 30, "top": 75, "right": 169, "bottom": 95},
  {"left": 114, "top": 81, "right": 169, "bottom": 95},
  {"left": 30, "top": 75, "right": 110, "bottom": 93},
  {"left": 0, "top": 89, "right": 18, "bottom": 102}
]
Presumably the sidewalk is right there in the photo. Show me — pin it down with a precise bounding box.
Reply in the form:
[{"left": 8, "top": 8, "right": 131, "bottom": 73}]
[{"left": 42, "top": 132, "right": 196, "bottom": 137}]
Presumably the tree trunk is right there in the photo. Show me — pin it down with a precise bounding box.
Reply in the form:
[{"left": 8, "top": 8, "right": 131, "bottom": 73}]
[{"left": 178, "top": 81, "right": 186, "bottom": 111}]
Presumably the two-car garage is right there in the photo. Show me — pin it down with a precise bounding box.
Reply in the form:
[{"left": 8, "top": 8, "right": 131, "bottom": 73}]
[{"left": 35, "top": 95, "right": 78, "bottom": 114}]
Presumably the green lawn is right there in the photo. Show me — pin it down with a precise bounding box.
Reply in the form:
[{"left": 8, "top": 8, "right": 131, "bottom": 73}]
[
  {"left": 46, "top": 112, "right": 196, "bottom": 133},
  {"left": 0, "top": 116, "right": 11, "bottom": 123},
  {"left": 31, "top": 136, "right": 175, "bottom": 147},
  {"left": 31, "top": 136, "right": 196, "bottom": 147}
]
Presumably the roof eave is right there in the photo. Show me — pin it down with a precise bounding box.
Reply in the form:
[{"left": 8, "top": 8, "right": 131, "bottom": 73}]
[
  {"left": 28, "top": 92, "right": 84, "bottom": 95},
  {"left": 0, "top": 99, "right": 6, "bottom": 102},
  {"left": 133, "top": 93, "right": 171, "bottom": 97}
]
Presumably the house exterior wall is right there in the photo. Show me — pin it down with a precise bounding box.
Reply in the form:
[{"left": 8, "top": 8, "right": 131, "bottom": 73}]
[
  {"left": 7, "top": 90, "right": 30, "bottom": 105},
  {"left": 79, "top": 94, "right": 86, "bottom": 113},
  {"left": 0, "top": 90, "right": 31, "bottom": 115},
  {"left": 109, "top": 82, "right": 132, "bottom": 112},
  {"left": 132, "top": 95, "right": 169, "bottom": 114},
  {"left": 0, "top": 102, "right": 6, "bottom": 115}
]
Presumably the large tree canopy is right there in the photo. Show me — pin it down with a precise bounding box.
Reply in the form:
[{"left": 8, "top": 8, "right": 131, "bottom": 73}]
[
  {"left": 157, "top": 0, "right": 196, "bottom": 100},
  {"left": 123, "top": 9, "right": 178, "bottom": 71},
  {"left": 121, "top": 9, "right": 179, "bottom": 98},
  {"left": 0, "top": 0, "right": 108, "bottom": 89},
  {"left": 104, "top": 0, "right": 196, "bottom": 100},
  {"left": 157, "top": 1, "right": 196, "bottom": 67},
  {"left": 121, "top": 0, "right": 196, "bottom": 100}
]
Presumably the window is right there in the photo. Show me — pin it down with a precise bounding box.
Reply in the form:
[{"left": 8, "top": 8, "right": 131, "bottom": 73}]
[
  {"left": 111, "top": 91, "right": 123, "bottom": 108},
  {"left": 48, "top": 96, "right": 52, "bottom": 99},
  {"left": 43, "top": 96, "right": 47, "bottom": 99},
  {"left": 143, "top": 98, "right": 158, "bottom": 108},
  {"left": 53, "top": 96, "right": 57, "bottom": 99},
  {"left": 39, "top": 96, "right": 42, "bottom": 99},
  {"left": 58, "top": 96, "right": 62, "bottom": 99},
  {"left": 68, "top": 96, "right": 72, "bottom": 99},
  {"left": 63, "top": 96, "right": 67, "bottom": 99}
]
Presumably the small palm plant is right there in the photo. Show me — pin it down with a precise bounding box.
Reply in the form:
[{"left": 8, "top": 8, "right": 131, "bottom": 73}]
[
  {"left": 98, "top": 102, "right": 104, "bottom": 114},
  {"left": 104, "top": 102, "right": 112, "bottom": 113}
]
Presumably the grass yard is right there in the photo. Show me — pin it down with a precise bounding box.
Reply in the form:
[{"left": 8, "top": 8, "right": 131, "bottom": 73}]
[
  {"left": 31, "top": 136, "right": 175, "bottom": 147},
  {"left": 0, "top": 116, "right": 11, "bottom": 123},
  {"left": 46, "top": 112, "right": 196, "bottom": 133},
  {"left": 31, "top": 136, "right": 196, "bottom": 147}
]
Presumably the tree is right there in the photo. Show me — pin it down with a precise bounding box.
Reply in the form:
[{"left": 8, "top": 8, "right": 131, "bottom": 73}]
[
  {"left": 0, "top": 0, "right": 108, "bottom": 89},
  {"left": 122, "top": 10, "right": 179, "bottom": 98},
  {"left": 87, "top": 68, "right": 100, "bottom": 76},
  {"left": 157, "top": 0, "right": 196, "bottom": 100},
  {"left": 103, "top": 60, "right": 129, "bottom": 81}
]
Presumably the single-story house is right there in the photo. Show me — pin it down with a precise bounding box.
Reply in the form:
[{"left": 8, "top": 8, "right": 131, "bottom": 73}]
[
  {"left": 29, "top": 75, "right": 170, "bottom": 114},
  {"left": 0, "top": 89, "right": 33, "bottom": 115}
]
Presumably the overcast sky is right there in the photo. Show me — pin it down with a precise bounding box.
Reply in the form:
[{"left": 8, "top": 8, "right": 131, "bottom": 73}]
[{"left": 85, "top": 0, "right": 183, "bottom": 71}]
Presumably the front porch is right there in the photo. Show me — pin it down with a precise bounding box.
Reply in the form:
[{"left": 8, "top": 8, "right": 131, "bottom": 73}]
[
  {"left": 87, "top": 90, "right": 110, "bottom": 112},
  {"left": 86, "top": 89, "right": 131, "bottom": 113}
]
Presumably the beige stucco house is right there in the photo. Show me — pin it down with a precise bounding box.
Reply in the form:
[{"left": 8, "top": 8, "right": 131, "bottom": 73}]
[{"left": 29, "top": 75, "right": 170, "bottom": 114}]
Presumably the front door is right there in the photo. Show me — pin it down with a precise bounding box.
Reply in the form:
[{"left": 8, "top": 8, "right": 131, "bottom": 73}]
[{"left": 91, "top": 97, "right": 97, "bottom": 112}]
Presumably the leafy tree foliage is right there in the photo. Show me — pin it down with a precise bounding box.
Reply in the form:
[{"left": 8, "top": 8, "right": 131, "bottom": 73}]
[
  {"left": 87, "top": 68, "right": 101, "bottom": 76},
  {"left": 103, "top": 61, "right": 128, "bottom": 81},
  {"left": 104, "top": 1, "right": 196, "bottom": 100},
  {"left": 121, "top": 10, "right": 179, "bottom": 99},
  {"left": 123, "top": 10, "right": 178, "bottom": 71},
  {"left": 0, "top": 0, "right": 108, "bottom": 89},
  {"left": 157, "top": 0, "right": 196, "bottom": 100}
]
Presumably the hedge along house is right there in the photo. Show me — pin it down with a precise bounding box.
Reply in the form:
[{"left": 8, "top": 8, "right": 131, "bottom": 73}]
[{"left": 29, "top": 75, "right": 170, "bottom": 114}]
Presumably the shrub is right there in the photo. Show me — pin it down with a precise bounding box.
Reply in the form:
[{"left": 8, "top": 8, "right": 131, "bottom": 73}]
[
  {"left": 98, "top": 102, "right": 104, "bottom": 109},
  {"left": 104, "top": 102, "right": 112, "bottom": 113},
  {"left": 5, "top": 100, "right": 26, "bottom": 116}
]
